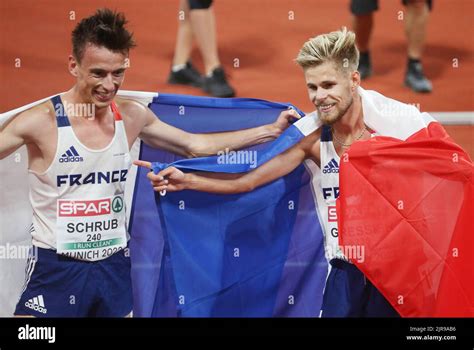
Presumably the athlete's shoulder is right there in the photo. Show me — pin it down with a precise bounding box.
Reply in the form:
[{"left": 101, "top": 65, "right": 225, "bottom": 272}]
[
  {"left": 3, "top": 100, "right": 57, "bottom": 146},
  {"left": 295, "top": 111, "right": 322, "bottom": 144},
  {"left": 114, "top": 97, "right": 148, "bottom": 118},
  {"left": 17, "top": 100, "right": 55, "bottom": 120},
  {"left": 303, "top": 127, "right": 322, "bottom": 145},
  {"left": 13, "top": 100, "right": 56, "bottom": 134}
]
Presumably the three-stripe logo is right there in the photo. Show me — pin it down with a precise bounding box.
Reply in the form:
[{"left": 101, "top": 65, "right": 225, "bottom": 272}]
[
  {"left": 59, "top": 146, "right": 84, "bottom": 163},
  {"left": 322, "top": 158, "right": 339, "bottom": 174},
  {"left": 24, "top": 294, "right": 47, "bottom": 314}
]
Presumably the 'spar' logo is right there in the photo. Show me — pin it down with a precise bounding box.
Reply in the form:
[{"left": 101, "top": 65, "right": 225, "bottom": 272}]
[{"left": 58, "top": 198, "right": 111, "bottom": 217}]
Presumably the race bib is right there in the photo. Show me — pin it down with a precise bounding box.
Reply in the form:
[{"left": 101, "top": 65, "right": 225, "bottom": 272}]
[
  {"left": 323, "top": 200, "right": 346, "bottom": 261},
  {"left": 56, "top": 195, "right": 127, "bottom": 261}
]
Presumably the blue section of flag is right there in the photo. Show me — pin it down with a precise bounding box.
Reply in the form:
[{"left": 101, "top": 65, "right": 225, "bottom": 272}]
[
  {"left": 151, "top": 123, "right": 306, "bottom": 174},
  {"left": 129, "top": 94, "right": 328, "bottom": 317}
]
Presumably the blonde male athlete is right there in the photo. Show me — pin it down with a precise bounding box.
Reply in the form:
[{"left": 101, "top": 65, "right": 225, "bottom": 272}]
[{"left": 138, "top": 28, "right": 407, "bottom": 317}]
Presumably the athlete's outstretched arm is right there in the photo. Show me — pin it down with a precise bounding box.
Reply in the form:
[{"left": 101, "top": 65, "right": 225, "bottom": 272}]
[
  {"left": 139, "top": 104, "right": 301, "bottom": 158},
  {"left": 134, "top": 132, "right": 317, "bottom": 194}
]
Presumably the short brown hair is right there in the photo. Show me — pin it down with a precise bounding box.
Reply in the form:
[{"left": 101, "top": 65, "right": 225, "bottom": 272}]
[{"left": 72, "top": 8, "right": 136, "bottom": 62}]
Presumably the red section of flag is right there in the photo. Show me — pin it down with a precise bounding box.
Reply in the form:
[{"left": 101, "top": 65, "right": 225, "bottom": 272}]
[{"left": 337, "top": 122, "right": 473, "bottom": 317}]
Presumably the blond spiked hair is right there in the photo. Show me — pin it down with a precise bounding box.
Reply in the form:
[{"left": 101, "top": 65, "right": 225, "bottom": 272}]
[{"left": 296, "top": 27, "right": 359, "bottom": 72}]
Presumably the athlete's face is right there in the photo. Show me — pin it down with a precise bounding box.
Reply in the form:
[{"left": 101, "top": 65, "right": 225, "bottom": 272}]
[
  {"left": 69, "top": 44, "right": 128, "bottom": 108},
  {"left": 304, "top": 61, "right": 360, "bottom": 125}
]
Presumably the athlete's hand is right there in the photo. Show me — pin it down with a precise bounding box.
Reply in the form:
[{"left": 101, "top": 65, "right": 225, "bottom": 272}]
[
  {"left": 133, "top": 160, "right": 188, "bottom": 192},
  {"left": 272, "top": 107, "right": 303, "bottom": 136}
]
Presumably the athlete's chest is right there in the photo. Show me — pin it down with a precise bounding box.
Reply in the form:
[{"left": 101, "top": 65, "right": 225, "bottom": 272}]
[
  {"left": 332, "top": 133, "right": 373, "bottom": 157},
  {"left": 68, "top": 119, "right": 116, "bottom": 150}
]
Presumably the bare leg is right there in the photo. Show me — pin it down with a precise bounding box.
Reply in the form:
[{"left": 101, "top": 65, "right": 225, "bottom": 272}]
[
  {"left": 352, "top": 13, "right": 373, "bottom": 52},
  {"left": 352, "top": 13, "right": 374, "bottom": 79},
  {"left": 189, "top": 7, "right": 220, "bottom": 75},
  {"left": 405, "top": 0, "right": 430, "bottom": 59},
  {"left": 172, "top": 0, "right": 193, "bottom": 66},
  {"left": 404, "top": 0, "right": 432, "bottom": 92}
]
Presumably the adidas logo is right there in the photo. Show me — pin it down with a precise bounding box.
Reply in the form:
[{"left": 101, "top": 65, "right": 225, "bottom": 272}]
[
  {"left": 24, "top": 295, "right": 47, "bottom": 314},
  {"left": 59, "top": 146, "right": 83, "bottom": 163},
  {"left": 322, "top": 158, "right": 339, "bottom": 174}
]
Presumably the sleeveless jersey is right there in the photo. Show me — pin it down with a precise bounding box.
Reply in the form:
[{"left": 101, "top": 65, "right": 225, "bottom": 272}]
[
  {"left": 319, "top": 125, "right": 346, "bottom": 261},
  {"left": 318, "top": 125, "right": 377, "bottom": 262},
  {"left": 28, "top": 95, "right": 131, "bottom": 261}
]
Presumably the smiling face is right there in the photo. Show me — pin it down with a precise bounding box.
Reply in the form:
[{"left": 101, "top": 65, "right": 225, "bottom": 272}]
[
  {"left": 69, "top": 43, "right": 128, "bottom": 109},
  {"left": 304, "top": 61, "right": 360, "bottom": 125}
]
